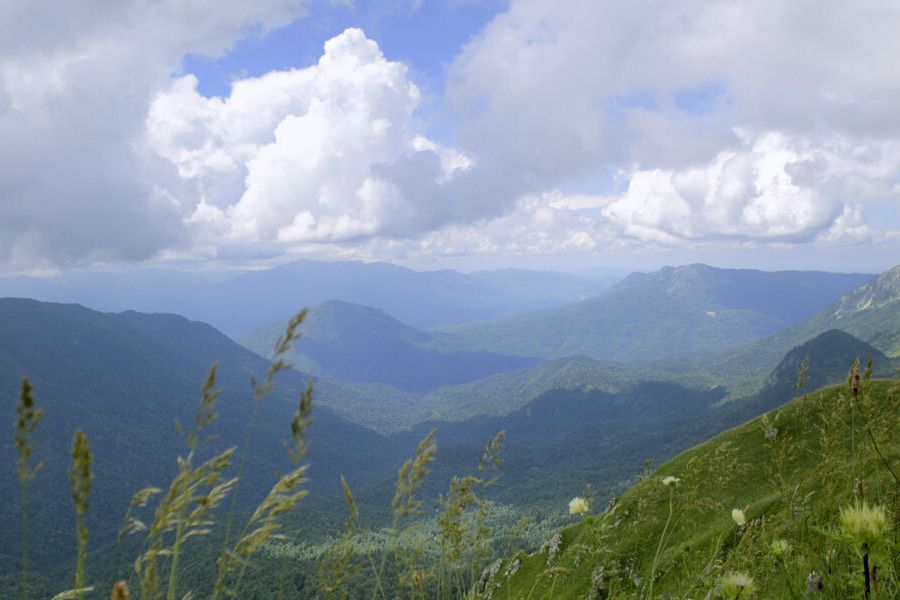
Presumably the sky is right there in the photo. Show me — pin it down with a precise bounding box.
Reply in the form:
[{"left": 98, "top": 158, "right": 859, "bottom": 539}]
[{"left": 2, "top": 0, "right": 900, "bottom": 275}]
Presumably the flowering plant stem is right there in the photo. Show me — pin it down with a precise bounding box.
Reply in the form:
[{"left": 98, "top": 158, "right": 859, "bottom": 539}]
[
  {"left": 862, "top": 544, "right": 871, "bottom": 600},
  {"left": 778, "top": 558, "right": 799, "bottom": 600},
  {"left": 647, "top": 486, "right": 674, "bottom": 599}
]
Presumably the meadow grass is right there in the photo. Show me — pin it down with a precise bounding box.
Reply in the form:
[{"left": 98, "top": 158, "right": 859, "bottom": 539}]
[{"left": 475, "top": 364, "right": 899, "bottom": 599}]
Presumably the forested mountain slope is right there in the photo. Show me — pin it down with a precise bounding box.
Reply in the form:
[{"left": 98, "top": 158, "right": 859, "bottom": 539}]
[
  {"left": 436, "top": 265, "right": 872, "bottom": 362},
  {"left": 241, "top": 300, "right": 538, "bottom": 392},
  {"left": 0, "top": 298, "right": 404, "bottom": 578},
  {"left": 706, "top": 264, "right": 900, "bottom": 393}
]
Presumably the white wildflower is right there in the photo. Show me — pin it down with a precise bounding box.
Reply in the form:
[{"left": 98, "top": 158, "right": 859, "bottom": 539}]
[
  {"left": 569, "top": 496, "right": 589, "bottom": 515},
  {"left": 504, "top": 558, "right": 520, "bottom": 578},
  {"left": 543, "top": 532, "right": 562, "bottom": 562}
]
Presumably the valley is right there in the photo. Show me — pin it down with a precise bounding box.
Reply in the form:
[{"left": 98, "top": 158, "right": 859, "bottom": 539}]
[{"left": 1, "top": 260, "right": 897, "bottom": 598}]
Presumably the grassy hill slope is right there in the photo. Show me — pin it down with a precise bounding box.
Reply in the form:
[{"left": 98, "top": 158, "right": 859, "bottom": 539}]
[{"left": 478, "top": 377, "right": 899, "bottom": 599}]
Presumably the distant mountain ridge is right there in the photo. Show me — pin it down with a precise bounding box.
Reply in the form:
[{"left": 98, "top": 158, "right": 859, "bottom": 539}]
[
  {"left": 706, "top": 264, "right": 900, "bottom": 394},
  {"left": 0, "top": 259, "right": 616, "bottom": 337},
  {"left": 832, "top": 264, "right": 900, "bottom": 317},
  {"left": 241, "top": 300, "right": 539, "bottom": 392},
  {"left": 435, "top": 265, "right": 873, "bottom": 362}
]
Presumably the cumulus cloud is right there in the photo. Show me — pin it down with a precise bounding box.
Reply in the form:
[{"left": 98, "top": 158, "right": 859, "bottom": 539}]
[
  {"left": 445, "top": 0, "right": 900, "bottom": 248},
  {"left": 149, "top": 29, "right": 479, "bottom": 251},
  {"left": 602, "top": 131, "right": 896, "bottom": 244},
  {"left": 3, "top": 0, "right": 900, "bottom": 271},
  {"left": 0, "top": 0, "right": 308, "bottom": 270},
  {"left": 449, "top": 0, "right": 900, "bottom": 157}
]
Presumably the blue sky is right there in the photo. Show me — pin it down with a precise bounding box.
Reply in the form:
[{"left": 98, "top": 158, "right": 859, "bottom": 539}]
[{"left": 1, "top": 0, "right": 899, "bottom": 274}]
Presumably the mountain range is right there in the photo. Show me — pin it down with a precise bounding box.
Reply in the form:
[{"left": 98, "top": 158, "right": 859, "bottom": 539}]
[
  {"left": 704, "top": 264, "right": 900, "bottom": 394},
  {"left": 0, "top": 261, "right": 896, "bottom": 596},
  {"left": 433, "top": 265, "right": 873, "bottom": 362},
  {"left": 0, "top": 260, "right": 616, "bottom": 337}
]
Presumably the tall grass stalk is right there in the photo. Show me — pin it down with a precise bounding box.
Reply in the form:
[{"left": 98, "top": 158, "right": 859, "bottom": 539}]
[
  {"left": 166, "top": 363, "right": 231, "bottom": 600},
  {"left": 68, "top": 430, "right": 93, "bottom": 600},
  {"left": 369, "top": 429, "right": 437, "bottom": 600},
  {"left": 218, "top": 310, "right": 307, "bottom": 560},
  {"left": 213, "top": 316, "right": 313, "bottom": 599},
  {"left": 15, "top": 378, "right": 43, "bottom": 600},
  {"left": 227, "top": 381, "right": 312, "bottom": 596},
  {"left": 853, "top": 359, "right": 900, "bottom": 486},
  {"left": 646, "top": 479, "right": 676, "bottom": 599},
  {"left": 775, "top": 557, "right": 799, "bottom": 600},
  {"left": 131, "top": 363, "right": 236, "bottom": 600},
  {"left": 317, "top": 475, "right": 361, "bottom": 599}
]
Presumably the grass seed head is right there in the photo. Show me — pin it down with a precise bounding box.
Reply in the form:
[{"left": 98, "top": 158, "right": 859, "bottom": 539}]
[
  {"left": 720, "top": 571, "right": 755, "bottom": 599},
  {"left": 569, "top": 496, "right": 589, "bottom": 516},
  {"left": 839, "top": 500, "right": 890, "bottom": 548}
]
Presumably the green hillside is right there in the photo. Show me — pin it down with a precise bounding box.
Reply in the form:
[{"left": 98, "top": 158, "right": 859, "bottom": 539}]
[
  {"left": 760, "top": 330, "right": 896, "bottom": 398},
  {"left": 707, "top": 265, "right": 900, "bottom": 395},
  {"left": 241, "top": 300, "right": 537, "bottom": 393},
  {"left": 0, "top": 298, "right": 409, "bottom": 594},
  {"left": 476, "top": 377, "right": 900, "bottom": 599},
  {"left": 436, "top": 265, "right": 872, "bottom": 362},
  {"left": 411, "top": 356, "right": 711, "bottom": 426}
]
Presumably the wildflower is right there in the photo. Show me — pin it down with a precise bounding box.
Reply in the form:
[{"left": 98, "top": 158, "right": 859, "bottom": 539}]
[
  {"left": 542, "top": 532, "right": 562, "bottom": 562},
  {"left": 504, "top": 558, "right": 520, "bottom": 578},
  {"left": 720, "top": 571, "right": 755, "bottom": 599},
  {"left": 770, "top": 538, "right": 790, "bottom": 557},
  {"left": 661, "top": 476, "right": 681, "bottom": 487},
  {"left": 487, "top": 559, "right": 502, "bottom": 578},
  {"left": 761, "top": 414, "right": 778, "bottom": 440},
  {"left": 805, "top": 571, "right": 823, "bottom": 593},
  {"left": 585, "top": 566, "right": 605, "bottom": 600},
  {"left": 569, "top": 496, "right": 589, "bottom": 515},
  {"left": 839, "top": 501, "right": 890, "bottom": 547},
  {"left": 731, "top": 508, "right": 746, "bottom": 527}
]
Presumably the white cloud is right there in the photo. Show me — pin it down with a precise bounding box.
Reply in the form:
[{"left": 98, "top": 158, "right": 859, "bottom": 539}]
[
  {"left": 443, "top": 0, "right": 900, "bottom": 250},
  {"left": 415, "top": 193, "right": 609, "bottom": 257},
  {"left": 0, "top": 0, "right": 308, "bottom": 270},
  {"left": 602, "top": 131, "right": 896, "bottom": 244},
  {"left": 149, "top": 28, "right": 476, "bottom": 250},
  {"left": 3, "top": 0, "right": 900, "bottom": 272}
]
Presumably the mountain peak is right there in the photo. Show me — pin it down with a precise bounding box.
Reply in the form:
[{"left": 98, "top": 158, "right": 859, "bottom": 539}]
[
  {"left": 764, "top": 329, "right": 893, "bottom": 397},
  {"left": 831, "top": 264, "right": 900, "bottom": 318}
]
